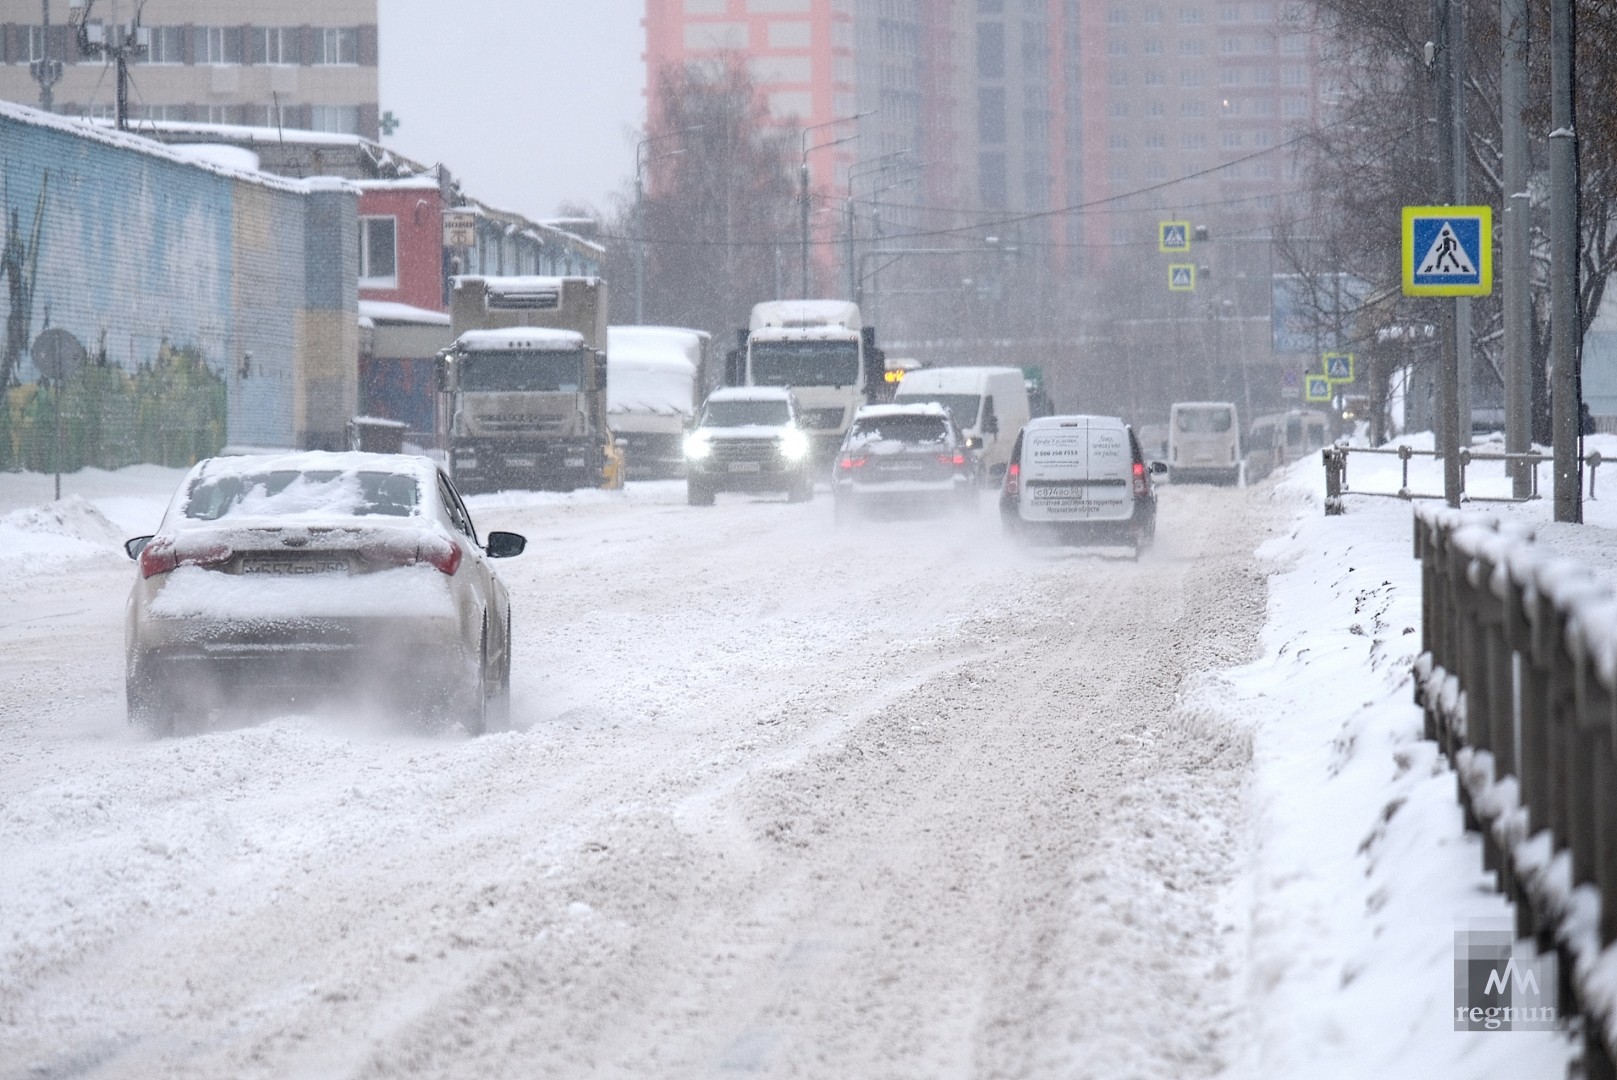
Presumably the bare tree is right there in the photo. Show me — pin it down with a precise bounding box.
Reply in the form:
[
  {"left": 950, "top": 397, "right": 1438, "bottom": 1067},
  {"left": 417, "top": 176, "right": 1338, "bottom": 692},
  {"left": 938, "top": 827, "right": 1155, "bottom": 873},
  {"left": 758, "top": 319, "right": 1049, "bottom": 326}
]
[
  {"left": 1294, "top": 0, "right": 1617, "bottom": 436},
  {"left": 636, "top": 57, "right": 798, "bottom": 347}
]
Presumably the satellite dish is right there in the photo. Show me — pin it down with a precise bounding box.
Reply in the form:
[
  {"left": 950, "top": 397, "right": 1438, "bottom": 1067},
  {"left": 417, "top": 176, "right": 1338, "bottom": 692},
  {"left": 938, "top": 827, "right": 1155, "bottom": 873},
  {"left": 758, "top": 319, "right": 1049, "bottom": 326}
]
[{"left": 32, "top": 328, "right": 87, "bottom": 383}]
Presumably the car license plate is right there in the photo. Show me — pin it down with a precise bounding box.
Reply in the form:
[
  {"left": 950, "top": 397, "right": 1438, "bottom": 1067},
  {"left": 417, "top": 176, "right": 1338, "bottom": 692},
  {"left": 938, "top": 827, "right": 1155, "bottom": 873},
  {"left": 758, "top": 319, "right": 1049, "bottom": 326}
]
[
  {"left": 729, "top": 461, "right": 762, "bottom": 473},
  {"left": 884, "top": 462, "right": 924, "bottom": 472},
  {"left": 241, "top": 559, "right": 348, "bottom": 576},
  {"left": 505, "top": 456, "right": 535, "bottom": 468},
  {"left": 564, "top": 457, "right": 586, "bottom": 468}
]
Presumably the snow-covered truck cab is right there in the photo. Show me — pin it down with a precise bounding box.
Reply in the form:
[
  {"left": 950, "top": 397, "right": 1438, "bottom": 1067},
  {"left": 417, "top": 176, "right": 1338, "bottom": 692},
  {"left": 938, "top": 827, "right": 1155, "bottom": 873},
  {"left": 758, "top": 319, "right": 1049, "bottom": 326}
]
[
  {"left": 442, "top": 276, "right": 614, "bottom": 494},
  {"left": 742, "top": 300, "right": 882, "bottom": 464}
]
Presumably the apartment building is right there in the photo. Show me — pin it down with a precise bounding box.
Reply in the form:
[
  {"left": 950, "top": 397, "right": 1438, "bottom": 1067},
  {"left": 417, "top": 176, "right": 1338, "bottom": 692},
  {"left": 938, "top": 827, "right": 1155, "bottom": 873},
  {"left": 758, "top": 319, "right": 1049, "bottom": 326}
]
[{"left": 0, "top": 0, "right": 380, "bottom": 138}]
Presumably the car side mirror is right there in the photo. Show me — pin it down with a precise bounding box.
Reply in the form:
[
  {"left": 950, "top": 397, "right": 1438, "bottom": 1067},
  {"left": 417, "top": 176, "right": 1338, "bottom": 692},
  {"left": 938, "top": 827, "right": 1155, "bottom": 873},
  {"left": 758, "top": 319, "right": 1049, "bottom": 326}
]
[
  {"left": 485, "top": 531, "right": 527, "bottom": 559},
  {"left": 124, "top": 536, "right": 153, "bottom": 560},
  {"left": 1149, "top": 461, "right": 1167, "bottom": 474}
]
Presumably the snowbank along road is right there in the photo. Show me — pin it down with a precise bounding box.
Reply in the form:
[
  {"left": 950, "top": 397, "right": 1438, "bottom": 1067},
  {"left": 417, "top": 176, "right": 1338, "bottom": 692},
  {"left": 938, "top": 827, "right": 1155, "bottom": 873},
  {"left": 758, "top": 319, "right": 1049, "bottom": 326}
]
[{"left": 0, "top": 477, "right": 1272, "bottom": 1079}]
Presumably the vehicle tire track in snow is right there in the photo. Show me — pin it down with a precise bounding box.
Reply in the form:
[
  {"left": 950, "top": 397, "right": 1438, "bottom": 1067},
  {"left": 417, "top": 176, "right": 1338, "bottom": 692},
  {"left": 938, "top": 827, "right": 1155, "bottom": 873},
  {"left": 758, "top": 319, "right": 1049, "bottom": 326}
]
[{"left": 0, "top": 481, "right": 1274, "bottom": 1080}]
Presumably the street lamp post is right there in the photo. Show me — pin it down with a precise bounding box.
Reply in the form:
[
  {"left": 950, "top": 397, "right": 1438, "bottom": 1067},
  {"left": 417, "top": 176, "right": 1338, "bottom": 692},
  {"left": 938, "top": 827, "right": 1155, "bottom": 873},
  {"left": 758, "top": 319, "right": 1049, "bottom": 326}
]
[
  {"left": 634, "top": 124, "right": 703, "bottom": 325},
  {"left": 843, "top": 149, "right": 914, "bottom": 299},
  {"left": 799, "top": 110, "right": 874, "bottom": 299}
]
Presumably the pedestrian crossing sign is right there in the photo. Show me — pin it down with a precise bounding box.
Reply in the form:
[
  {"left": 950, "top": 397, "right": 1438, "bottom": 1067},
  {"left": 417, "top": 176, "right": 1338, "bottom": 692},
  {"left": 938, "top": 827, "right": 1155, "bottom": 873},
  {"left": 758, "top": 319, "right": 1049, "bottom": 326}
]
[
  {"left": 1160, "top": 221, "right": 1191, "bottom": 252},
  {"left": 1168, "top": 263, "right": 1196, "bottom": 291},
  {"left": 1402, "top": 205, "right": 1492, "bottom": 296},
  {"left": 1305, "top": 375, "right": 1333, "bottom": 403},
  {"left": 1324, "top": 352, "right": 1354, "bottom": 382}
]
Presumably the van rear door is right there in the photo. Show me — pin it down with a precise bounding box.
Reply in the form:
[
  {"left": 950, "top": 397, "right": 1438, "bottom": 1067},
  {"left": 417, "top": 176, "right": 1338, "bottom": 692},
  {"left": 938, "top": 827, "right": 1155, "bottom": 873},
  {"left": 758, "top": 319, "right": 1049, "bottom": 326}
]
[{"left": 1020, "top": 418, "right": 1132, "bottom": 522}]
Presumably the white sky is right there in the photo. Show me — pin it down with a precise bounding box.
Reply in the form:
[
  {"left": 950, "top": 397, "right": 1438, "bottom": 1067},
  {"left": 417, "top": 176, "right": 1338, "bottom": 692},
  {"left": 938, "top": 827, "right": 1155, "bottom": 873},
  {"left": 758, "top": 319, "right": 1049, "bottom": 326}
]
[{"left": 376, "top": 0, "right": 646, "bottom": 221}]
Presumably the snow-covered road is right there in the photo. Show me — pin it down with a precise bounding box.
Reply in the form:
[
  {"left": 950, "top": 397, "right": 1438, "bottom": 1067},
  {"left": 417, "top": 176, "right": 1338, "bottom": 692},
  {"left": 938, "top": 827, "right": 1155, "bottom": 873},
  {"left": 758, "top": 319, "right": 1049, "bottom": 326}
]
[{"left": 1, "top": 477, "right": 1271, "bottom": 1079}]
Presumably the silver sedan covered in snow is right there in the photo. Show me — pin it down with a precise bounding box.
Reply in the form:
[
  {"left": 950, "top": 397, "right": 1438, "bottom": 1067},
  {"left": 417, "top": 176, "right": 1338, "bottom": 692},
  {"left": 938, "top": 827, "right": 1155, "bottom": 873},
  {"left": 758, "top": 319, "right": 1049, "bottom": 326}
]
[{"left": 123, "top": 451, "right": 525, "bottom": 735}]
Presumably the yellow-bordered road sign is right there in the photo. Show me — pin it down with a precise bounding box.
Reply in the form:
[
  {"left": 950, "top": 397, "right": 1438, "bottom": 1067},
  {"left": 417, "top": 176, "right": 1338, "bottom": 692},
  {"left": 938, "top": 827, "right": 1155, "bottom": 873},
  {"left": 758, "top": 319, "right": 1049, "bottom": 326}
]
[
  {"left": 1305, "top": 375, "right": 1333, "bottom": 402},
  {"left": 1159, "top": 221, "right": 1191, "bottom": 253},
  {"left": 1168, "top": 263, "right": 1196, "bottom": 291},
  {"left": 1324, "top": 352, "right": 1355, "bottom": 383},
  {"left": 1402, "top": 205, "right": 1492, "bottom": 296}
]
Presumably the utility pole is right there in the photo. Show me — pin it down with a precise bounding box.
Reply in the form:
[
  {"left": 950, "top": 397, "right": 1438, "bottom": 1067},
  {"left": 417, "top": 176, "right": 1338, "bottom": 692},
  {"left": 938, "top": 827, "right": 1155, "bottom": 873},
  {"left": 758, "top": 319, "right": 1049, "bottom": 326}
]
[
  {"left": 1502, "top": 0, "right": 1532, "bottom": 497},
  {"left": 72, "top": 0, "right": 146, "bottom": 132},
  {"left": 1434, "top": 0, "right": 1462, "bottom": 505},
  {"left": 29, "top": 1, "right": 64, "bottom": 113},
  {"left": 1549, "top": 0, "right": 1582, "bottom": 522},
  {"left": 1449, "top": 0, "right": 1472, "bottom": 463},
  {"left": 799, "top": 110, "right": 872, "bottom": 299}
]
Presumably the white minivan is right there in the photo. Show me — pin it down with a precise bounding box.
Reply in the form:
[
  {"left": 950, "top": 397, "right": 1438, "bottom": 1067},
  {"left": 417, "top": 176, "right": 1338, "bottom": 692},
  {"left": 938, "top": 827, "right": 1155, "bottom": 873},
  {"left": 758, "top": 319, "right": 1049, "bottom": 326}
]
[
  {"left": 999, "top": 415, "right": 1162, "bottom": 556},
  {"left": 1167, "top": 401, "right": 1242, "bottom": 486},
  {"left": 892, "top": 366, "right": 1030, "bottom": 484}
]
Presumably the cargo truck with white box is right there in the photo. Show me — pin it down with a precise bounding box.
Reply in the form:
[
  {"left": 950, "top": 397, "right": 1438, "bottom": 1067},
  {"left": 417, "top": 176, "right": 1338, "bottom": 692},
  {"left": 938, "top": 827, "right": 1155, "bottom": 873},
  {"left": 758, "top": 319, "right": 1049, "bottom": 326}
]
[
  {"left": 439, "top": 276, "right": 620, "bottom": 493},
  {"left": 606, "top": 325, "right": 712, "bottom": 479}
]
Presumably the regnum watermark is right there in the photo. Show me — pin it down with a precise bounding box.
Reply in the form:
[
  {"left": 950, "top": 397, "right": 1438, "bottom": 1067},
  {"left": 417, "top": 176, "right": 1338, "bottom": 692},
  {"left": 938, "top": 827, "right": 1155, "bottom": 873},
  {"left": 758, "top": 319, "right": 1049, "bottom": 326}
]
[{"left": 1454, "top": 925, "right": 1558, "bottom": 1032}]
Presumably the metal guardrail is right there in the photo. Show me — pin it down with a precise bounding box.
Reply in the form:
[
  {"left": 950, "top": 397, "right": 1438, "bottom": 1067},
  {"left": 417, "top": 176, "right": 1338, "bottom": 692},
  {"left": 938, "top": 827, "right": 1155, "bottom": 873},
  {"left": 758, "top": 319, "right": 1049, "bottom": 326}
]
[
  {"left": 1415, "top": 506, "right": 1617, "bottom": 1076},
  {"left": 1320, "top": 443, "right": 1603, "bottom": 516}
]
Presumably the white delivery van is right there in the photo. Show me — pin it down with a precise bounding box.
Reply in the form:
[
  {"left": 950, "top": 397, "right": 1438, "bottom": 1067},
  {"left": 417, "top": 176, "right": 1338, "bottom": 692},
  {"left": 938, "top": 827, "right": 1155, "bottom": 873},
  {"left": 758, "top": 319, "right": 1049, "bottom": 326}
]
[
  {"left": 892, "top": 366, "right": 1030, "bottom": 484},
  {"left": 1167, "top": 401, "right": 1242, "bottom": 486},
  {"left": 999, "top": 414, "right": 1160, "bottom": 556}
]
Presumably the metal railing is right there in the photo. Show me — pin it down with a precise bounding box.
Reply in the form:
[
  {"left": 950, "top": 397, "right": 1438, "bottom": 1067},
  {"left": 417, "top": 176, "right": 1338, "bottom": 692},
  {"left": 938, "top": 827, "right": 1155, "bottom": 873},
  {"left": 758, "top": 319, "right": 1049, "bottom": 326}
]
[
  {"left": 1323, "top": 444, "right": 1608, "bottom": 516},
  {"left": 1415, "top": 506, "right": 1617, "bottom": 1076}
]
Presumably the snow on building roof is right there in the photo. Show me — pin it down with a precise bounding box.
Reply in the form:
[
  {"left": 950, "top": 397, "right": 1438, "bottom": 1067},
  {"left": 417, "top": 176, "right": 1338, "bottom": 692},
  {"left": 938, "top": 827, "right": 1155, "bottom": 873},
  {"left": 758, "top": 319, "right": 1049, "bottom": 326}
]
[
  {"left": 359, "top": 301, "right": 452, "bottom": 327},
  {"left": 0, "top": 101, "right": 353, "bottom": 197},
  {"left": 455, "top": 328, "right": 586, "bottom": 352}
]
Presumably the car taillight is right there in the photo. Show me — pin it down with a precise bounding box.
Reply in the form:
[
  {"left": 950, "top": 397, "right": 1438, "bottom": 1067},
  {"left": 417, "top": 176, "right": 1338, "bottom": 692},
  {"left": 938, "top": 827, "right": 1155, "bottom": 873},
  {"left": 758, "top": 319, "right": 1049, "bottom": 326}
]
[
  {"left": 423, "top": 537, "right": 463, "bottom": 576},
  {"left": 1133, "top": 460, "right": 1148, "bottom": 497},
  {"left": 938, "top": 453, "right": 967, "bottom": 467},
  {"left": 363, "top": 535, "right": 463, "bottom": 576},
  {"left": 1005, "top": 462, "right": 1020, "bottom": 497},
  {"left": 838, "top": 455, "right": 867, "bottom": 470},
  {"left": 138, "top": 538, "right": 233, "bottom": 579},
  {"left": 138, "top": 542, "right": 176, "bottom": 578}
]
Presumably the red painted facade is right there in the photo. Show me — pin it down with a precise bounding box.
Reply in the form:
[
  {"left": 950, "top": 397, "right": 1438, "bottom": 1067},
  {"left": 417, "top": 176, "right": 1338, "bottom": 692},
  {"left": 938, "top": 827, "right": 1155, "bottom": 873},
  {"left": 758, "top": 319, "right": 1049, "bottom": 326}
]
[{"left": 356, "top": 180, "right": 447, "bottom": 313}]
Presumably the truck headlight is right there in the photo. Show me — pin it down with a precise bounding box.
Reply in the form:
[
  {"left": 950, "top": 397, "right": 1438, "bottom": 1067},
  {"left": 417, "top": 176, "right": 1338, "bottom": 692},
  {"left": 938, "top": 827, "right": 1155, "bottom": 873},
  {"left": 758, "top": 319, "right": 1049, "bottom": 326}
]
[
  {"left": 684, "top": 433, "right": 712, "bottom": 460},
  {"left": 779, "top": 429, "right": 810, "bottom": 462}
]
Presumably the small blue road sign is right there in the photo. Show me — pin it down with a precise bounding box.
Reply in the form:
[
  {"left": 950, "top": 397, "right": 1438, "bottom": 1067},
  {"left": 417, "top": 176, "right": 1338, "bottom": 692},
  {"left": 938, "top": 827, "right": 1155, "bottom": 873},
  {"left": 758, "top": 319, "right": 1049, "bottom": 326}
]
[
  {"left": 1324, "top": 352, "right": 1355, "bottom": 382},
  {"left": 1403, "top": 205, "right": 1493, "bottom": 296},
  {"left": 1168, "top": 263, "right": 1196, "bottom": 291},
  {"left": 1305, "top": 375, "right": 1332, "bottom": 403},
  {"left": 1160, "top": 221, "right": 1191, "bottom": 253}
]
